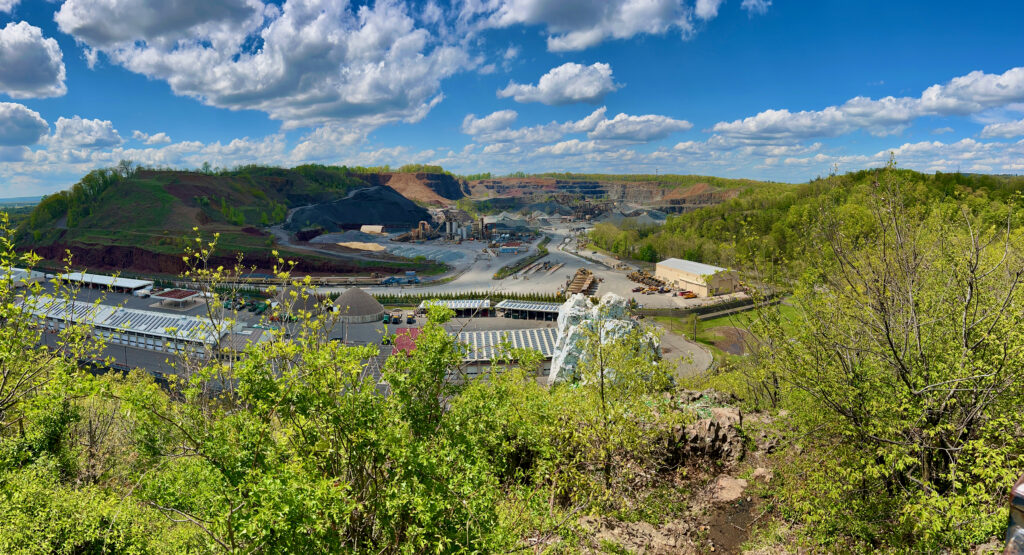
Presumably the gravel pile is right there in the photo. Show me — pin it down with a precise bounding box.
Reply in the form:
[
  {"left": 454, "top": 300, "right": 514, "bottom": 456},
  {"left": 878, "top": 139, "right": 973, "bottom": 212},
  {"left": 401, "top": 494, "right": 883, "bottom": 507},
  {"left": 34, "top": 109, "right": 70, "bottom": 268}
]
[{"left": 286, "top": 186, "right": 429, "bottom": 232}]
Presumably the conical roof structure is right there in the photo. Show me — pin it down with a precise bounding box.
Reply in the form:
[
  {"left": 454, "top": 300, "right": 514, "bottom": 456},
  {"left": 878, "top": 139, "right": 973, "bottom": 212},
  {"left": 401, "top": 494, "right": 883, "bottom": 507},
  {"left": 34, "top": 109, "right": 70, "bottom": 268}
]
[{"left": 333, "top": 287, "right": 385, "bottom": 323}]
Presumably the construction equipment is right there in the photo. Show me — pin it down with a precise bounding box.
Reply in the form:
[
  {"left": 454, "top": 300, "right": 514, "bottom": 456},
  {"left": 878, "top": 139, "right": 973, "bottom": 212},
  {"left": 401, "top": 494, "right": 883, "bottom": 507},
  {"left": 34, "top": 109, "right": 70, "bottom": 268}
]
[{"left": 627, "top": 270, "right": 665, "bottom": 287}]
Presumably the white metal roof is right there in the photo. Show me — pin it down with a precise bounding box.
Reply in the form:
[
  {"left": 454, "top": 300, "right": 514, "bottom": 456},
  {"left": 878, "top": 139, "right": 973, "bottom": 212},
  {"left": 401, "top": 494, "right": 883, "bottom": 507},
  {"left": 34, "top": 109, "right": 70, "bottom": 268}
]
[
  {"left": 21, "top": 296, "right": 226, "bottom": 345},
  {"left": 458, "top": 328, "right": 559, "bottom": 361},
  {"left": 5, "top": 267, "right": 44, "bottom": 281},
  {"left": 494, "top": 299, "right": 562, "bottom": 313},
  {"left": 656, "top": 258, "right": 727, "bottom": 276},
  {"left": 60, "top": 272, "right": 153, "bottom": 290},
  {"left": 417, "top": 299, "right": 490, "bottom": 310}
]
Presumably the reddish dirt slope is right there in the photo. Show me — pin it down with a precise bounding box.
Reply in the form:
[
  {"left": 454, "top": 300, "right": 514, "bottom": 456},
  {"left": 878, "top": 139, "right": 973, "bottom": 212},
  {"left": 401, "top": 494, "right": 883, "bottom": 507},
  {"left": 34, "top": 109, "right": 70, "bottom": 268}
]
[{"left": 384, "top": 173, "right": 465, "bottom": 205}]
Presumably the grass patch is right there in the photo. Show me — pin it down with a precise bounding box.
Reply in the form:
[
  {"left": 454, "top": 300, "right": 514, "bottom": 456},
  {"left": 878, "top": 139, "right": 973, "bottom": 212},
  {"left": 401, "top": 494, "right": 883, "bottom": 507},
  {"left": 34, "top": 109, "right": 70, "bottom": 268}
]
[{"left": 654, "top": 300, "right": 800, "bottom": 363}]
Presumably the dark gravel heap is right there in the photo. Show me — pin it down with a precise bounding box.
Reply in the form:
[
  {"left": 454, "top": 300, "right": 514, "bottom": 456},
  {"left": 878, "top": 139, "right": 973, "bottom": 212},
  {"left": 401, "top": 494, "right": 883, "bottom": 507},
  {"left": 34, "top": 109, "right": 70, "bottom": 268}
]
[{"left": 286, "top": 186, "right": 430, "bottom": 232}]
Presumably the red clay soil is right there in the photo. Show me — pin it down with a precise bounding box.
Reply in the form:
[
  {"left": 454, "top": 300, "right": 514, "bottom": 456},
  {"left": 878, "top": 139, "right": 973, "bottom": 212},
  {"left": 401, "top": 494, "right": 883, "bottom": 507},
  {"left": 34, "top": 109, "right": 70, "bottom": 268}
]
[
  {"left": 383, "top": 173, "right": 464, "bottom": 205},
  {"left": 661, "top": 182, "right": 713, "bottom": 200}
]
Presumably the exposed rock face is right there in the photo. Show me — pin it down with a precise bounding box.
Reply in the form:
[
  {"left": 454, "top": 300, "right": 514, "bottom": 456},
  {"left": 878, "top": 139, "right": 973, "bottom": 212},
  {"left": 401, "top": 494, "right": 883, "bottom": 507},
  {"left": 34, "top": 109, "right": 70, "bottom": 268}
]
[
  {"left": 547, "top": 293, "right": 660, "bottom": 385},
  {"left": 467, "top": 177, "right": 742, "bottom": 214},
  {"left": 678, "top": 404, "right": 745, "bottom": 464}
]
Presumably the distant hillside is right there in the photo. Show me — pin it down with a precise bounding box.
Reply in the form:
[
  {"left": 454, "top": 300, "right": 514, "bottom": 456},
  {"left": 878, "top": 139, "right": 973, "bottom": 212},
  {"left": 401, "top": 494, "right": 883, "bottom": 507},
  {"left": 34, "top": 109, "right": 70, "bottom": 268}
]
[
  {"left": 530, "top": 172, "right": 781, "bottom": 189},
  {"left": 466, "top": 173, "right": 776, "bottom": 214},
  {"left": 14, "top": 165, "right": 458, "bottom": 275},
  {"left": 589, "top": 168, "right": 1024, "bottom": 267},
  {"left": 0, "top": 195, "right": 42, "bottom": 206}
]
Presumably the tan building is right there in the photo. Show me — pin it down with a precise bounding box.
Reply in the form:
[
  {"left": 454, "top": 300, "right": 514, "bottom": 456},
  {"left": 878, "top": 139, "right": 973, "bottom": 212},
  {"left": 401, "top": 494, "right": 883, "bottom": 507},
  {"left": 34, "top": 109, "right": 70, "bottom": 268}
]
[{"left": 654, "top": 258, "right": 739, "bottom": 297}]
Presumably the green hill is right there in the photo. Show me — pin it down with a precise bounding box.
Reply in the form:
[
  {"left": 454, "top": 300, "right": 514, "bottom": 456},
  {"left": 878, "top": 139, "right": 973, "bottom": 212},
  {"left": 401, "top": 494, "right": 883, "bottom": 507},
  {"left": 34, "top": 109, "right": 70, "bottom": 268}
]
[{"left": 14, "top": 164, "right": 443, "bottom": 275}]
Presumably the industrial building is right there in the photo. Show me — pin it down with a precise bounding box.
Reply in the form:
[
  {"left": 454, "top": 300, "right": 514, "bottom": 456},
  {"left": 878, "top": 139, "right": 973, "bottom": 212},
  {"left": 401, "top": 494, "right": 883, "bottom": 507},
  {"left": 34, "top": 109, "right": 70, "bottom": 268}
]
[
  {"left": 654, "top": 258, "right": 739, "bottom": 297},
  {"left": 333, "top": 287, "right": 385, "bottom": 323},
  {"left": 457, "top": 327, "right": 558, "bottom": 376},
  {"left": 417, "top": 299, "right": 490, "bottom": 317},
  {"left": 21, "top": 296, "right": 228, "bottom": 357},
  {"left": 494, "top": 300, "right": 562, "bottom": 321},
  {"left": 60, "top": 272, "right": 153, "bottom": 294},
  {"left": 5, "top": 268, "right": 45, "bottom": 288},
  {"left": 483, "top": 212, "right": 531, "bottom": 234},
  {"left": 152, "top": 289, "right": 203, "bottom": 307}
]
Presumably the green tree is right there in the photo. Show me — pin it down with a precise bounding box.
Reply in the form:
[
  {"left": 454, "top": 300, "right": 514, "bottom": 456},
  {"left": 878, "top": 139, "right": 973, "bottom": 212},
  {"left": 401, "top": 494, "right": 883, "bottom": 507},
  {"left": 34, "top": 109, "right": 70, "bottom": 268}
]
[{"left": 754, "top": 164, "right": 1024, "bottom": 549}]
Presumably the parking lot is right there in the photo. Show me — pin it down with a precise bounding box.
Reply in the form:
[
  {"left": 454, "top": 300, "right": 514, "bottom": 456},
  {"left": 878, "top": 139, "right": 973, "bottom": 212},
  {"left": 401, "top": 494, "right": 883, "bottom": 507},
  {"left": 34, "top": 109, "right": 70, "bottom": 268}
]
[{"left": 332, "top": 224, "right": 748, "bottom": 310}]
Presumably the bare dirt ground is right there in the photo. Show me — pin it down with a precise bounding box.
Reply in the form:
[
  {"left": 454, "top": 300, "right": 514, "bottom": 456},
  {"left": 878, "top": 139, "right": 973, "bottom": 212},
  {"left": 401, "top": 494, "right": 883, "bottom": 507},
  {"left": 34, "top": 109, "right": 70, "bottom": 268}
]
[{"left": 576, "top": 465, "right": 764, "bottom": 554}]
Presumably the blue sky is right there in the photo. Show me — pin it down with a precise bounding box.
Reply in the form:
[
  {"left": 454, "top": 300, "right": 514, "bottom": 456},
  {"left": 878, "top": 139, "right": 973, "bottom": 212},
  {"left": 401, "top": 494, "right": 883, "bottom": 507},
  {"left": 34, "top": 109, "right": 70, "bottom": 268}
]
[{"left": 1, "top": 0, "right": 1023, "bottom": 196}]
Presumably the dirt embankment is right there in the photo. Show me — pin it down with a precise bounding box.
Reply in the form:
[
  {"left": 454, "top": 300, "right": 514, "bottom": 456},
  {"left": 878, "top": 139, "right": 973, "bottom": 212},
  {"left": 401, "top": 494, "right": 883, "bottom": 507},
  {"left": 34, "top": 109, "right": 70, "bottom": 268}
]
[
  {"left": 25, "top": 243, "right": 427, "bottom": 276},
  {"left": 383, "top": 172, "right": 464, "bottom": 205}
]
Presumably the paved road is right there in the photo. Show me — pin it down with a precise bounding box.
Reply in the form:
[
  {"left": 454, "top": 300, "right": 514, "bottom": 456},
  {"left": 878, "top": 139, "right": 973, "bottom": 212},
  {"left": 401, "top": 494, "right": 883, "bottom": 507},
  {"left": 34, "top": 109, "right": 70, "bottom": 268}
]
[{"left": 655, "top": 325, "right": 714, "bottom": 379}]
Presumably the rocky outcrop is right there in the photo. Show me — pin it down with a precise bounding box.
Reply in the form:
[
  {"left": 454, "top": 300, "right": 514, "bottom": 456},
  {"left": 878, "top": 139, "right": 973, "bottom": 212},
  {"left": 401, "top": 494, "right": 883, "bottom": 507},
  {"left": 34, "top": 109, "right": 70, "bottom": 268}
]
[
  {"left": 547, "top": 293, "right": 660, "bottom": 385},
  {"left": 679, "top": 406, "right": 745, "bottom": 464},
  {"left": 668, "top": 390, "right": 746, "bottom": 465}
]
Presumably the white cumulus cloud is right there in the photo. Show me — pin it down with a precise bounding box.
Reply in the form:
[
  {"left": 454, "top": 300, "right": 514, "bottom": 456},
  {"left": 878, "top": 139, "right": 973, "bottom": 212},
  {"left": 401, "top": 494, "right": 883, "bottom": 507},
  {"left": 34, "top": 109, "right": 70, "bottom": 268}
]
[
  {"left": 463, "top": 107, "right": 607, "bottom": 144},
  {"left": 0, "top": 22, "right": 66, "bottom": 98},
  {"left": 54, "top": 0, "right": 263, "bottom": 49},
  {"left": 462, "top": 110, "right": 519, "bottom": 134},
  {"left": 46, "top": 116, "right": 123, "bottom": 149},
  {"left": 459, "top": 0, "right": 697, "bottom": 52},
  {"left": 132, "top": 130, "right": 172, "bottom": 144},
  {"left": 712, "top": 66, "right": 1024, "bottom": 142},
  {"left": 55, "top": 0, "right": 471, "bottom": 130},
  {"left": 0, "top": 0, "right": 20, "bottom": 14},
  {"left": 0, "top": 102, "right": 48, "bottom": 146},
  {"left": 589, "top": 112, "right": 692, "bottom": 141},
  {"left": 497, "top": 62, "right": 620, "bottom": 105},
  {"left": 695, "top": 0, "right": 725, "bottom": 19},
  {"left": 980, "top": 118, "right": 1024, "bottom": 139}
]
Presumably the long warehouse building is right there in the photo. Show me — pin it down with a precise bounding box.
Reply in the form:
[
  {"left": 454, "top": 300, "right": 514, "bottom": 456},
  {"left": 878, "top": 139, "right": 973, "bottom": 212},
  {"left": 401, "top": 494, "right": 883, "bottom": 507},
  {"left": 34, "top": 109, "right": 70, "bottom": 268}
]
[
  {"left": 653, "top": 258, "right": 739, "bottom": 297},
  {"left": 458, "top": 327, "right": 559, "bottom": 376},
  {"left": 417, "top": 299, "right": 491, "bottom": 317},
  {"left": 21, "top": 296, "right": 228, "bottom": 357},
  {"left": 60, "top": 272, "right": 154, "bottom": 294},
  {"left": 494, "top": 299, "right": 562, "bottom": 321}
]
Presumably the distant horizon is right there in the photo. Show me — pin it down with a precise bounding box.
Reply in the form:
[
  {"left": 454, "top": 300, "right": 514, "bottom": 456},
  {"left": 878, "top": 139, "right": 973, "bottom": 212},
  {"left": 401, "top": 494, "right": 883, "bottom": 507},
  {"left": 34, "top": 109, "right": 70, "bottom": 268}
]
[
  {"left": 1, "top": 1, "right": 1023, "bottom": 196},
  {"left": 20, "top": 162, "right": 1024, "bottom": 200}
]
